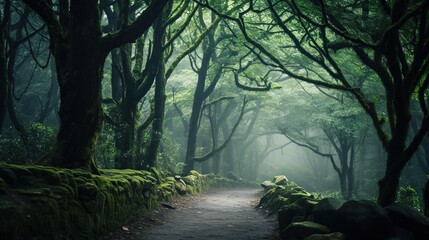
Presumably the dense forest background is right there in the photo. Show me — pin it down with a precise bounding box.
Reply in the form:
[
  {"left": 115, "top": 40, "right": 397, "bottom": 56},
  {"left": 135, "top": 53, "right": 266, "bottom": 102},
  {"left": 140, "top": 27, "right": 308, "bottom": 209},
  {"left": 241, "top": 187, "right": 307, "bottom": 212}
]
[{"left": 1, "top": 0, "right": 428, "bottom": 213}]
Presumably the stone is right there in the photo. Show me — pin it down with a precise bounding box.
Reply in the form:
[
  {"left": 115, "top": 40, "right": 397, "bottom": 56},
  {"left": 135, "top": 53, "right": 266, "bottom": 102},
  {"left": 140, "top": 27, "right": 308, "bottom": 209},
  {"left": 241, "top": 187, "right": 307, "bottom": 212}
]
[
  {"left": 311, "top": 198, "right": 344, "bottom": 229},
  {"left": 261, "top": 180, "right": 276, "bottom": 190},
  {"left": 337, "top": 200, "right": 394, "bottom": 240},
  {"left": 175, "top": 181, "right": 187, "bottom": 195},
  {"left": 273, "top": 175, "right": 288, "bottom": 185},
  {"left": 304, "top": 232, "right": 345, "bottom": 240},
  {"left": 281, "top": 221, "right": 331, "bottom": 240},
  {"left": 385, "top": 202, "right": 429, "bottom": 239},
  {"left": 278, "top": 203, "right": 306, "bottom": 230}
]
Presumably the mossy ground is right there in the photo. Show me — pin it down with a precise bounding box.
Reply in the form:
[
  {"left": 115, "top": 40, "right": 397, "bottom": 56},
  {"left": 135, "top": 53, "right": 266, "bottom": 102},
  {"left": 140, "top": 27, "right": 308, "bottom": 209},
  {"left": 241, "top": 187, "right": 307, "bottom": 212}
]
[{"left": 0, "top": 162, "right": 249, "bottom": 239}]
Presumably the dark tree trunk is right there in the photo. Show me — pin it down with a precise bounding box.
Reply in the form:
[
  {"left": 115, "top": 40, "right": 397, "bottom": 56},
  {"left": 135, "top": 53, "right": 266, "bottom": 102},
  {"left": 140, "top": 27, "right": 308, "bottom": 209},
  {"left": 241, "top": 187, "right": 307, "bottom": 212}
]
[
  {"left": 347, "top": 145, "right": 355, "bottom": 199},
  {"left": 183, "top": 44, "right": 215, "bottom": 174},
  {"left": 111, "top": 48, "right": 123, "bottom": 103},
  {"left": 377, "top": 100, "right": 411, "bottom": 206},
  {"left": 0, "top": 27, "right": 7, "bottom": 134},
  {"left": 40, "top": 1, "right": 103, "bottom": 173},
  {"left": 145, "top": 54, "right": 166, "bottom": 168},
  {"left": 23, "top": 0, "right": 168, "bottom": 173},
  {"left": 145, "top": 6, "right": 170, "bottom": 169},
  {"left": 222, "top": 122, "right": 235, "bottom": 174},
  {"left": 0, "top": 0, "right": 11, "bottom": 134}
]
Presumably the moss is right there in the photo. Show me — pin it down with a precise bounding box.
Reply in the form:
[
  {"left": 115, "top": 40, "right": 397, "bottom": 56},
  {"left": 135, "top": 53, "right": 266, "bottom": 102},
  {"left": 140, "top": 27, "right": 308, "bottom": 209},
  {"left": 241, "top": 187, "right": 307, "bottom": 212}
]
[
  {"left": 0, "top": 163, "right": 245, "bottom": 239},
  {"left": 29, "top": 166, "right": 62, "bottom": 185},
  {"left": 175, "top": 181, "right": 187, "bottom": 195}
]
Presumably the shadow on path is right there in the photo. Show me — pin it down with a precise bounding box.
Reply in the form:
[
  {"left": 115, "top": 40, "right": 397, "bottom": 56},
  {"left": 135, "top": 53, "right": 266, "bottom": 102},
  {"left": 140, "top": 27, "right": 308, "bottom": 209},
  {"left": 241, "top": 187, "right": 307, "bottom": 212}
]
[{"left": 102, "top": 189, "right": 279, "bottom": 240}]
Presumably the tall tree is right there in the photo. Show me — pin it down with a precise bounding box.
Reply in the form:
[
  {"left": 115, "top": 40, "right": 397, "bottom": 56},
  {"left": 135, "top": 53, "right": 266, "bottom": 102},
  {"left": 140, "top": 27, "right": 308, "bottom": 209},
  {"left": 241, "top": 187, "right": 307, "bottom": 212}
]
[
  {"left": 23, "top": 0, "right": 169, "bottom": 173},
  {"left": 0, "top": 0, "right": 10, "bottom": 134},
  {"left": 199, "top": 0, "right": 429, "bottom": 206}
]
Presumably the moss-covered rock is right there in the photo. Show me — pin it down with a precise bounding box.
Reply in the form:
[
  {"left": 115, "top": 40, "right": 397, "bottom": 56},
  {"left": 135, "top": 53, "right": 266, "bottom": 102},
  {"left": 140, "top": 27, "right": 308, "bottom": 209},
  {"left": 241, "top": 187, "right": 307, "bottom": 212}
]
[
  {"left": 0, "top": 164, "right": 244, "bottom": 239},
  {"left": 304, "top": 232, "right": 345, "bottom": 240},
  {"left": 281, "top": 221, "right": 331, "bottom": 240},
  {"left": 273, "top": 175, "right": 288, "bottom": 185}
]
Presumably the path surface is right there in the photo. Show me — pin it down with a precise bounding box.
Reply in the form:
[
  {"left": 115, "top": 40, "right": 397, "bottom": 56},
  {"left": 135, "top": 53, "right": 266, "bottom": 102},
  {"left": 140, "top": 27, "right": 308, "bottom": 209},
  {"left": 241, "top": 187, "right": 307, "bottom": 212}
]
[{"left": 102, "top": 189, "right": 279, "bottom": 240}]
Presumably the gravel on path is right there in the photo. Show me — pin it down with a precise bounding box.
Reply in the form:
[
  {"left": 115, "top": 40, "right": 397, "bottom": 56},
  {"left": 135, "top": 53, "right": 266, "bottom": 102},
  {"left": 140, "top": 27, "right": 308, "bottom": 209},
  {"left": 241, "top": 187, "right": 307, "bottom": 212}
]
[{"left": 101, "top": 188, "right": 280, "bottom": 240}]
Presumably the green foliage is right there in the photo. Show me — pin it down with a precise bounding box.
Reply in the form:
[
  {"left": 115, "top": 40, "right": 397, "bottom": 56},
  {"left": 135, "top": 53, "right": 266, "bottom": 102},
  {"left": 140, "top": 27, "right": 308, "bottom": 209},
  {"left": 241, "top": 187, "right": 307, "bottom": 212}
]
[
  {"left": 95, "top": 124, "right": 117, "bottom": 168},
  {"left": 0, "top": 123, "right": 56, "bottom": 164},
  {"left": 398, "top": 185, "right": 422, "bottom": 212}
]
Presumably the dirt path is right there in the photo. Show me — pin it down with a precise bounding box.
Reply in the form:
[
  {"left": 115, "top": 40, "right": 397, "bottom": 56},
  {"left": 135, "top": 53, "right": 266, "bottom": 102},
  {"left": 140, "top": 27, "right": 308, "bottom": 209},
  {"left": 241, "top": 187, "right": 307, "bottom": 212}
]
[{"left": 102, "top": 189, "right": 279, "bottom": 240}]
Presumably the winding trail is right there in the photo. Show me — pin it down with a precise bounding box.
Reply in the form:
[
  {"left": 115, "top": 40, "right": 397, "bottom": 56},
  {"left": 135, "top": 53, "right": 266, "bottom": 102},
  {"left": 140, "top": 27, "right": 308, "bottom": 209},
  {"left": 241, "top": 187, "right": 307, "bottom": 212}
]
[{"left": 102, "top": 189, "right": 279, "bottom": 240}]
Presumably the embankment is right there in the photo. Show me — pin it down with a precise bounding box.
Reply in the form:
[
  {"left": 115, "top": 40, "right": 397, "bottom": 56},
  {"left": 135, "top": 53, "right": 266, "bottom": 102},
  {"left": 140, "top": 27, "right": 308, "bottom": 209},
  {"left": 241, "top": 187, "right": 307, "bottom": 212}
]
[{"left": 0, "top": 162, "right": 249, "bottom": 239}]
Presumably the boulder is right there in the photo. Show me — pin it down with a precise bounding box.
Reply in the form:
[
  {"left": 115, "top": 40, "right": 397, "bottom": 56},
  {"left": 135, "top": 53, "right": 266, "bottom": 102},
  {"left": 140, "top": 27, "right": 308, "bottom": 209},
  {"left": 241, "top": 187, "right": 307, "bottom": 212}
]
[
  {"left": 175, "top": 181, "right": 187, "bottom": 195},
  {"left": 281, "top": 221, "right": 330, "bottom": 240},
  {"left": 385, "top": 202, "right": 429, "bottom": 239},
  {"left": 278, "top": 203, "right": 306, "bottom": 230},
  {"left": 337, "top": 200, "right": 394, "bottom": 240},
  {"left": 261, "top": 180, "right": 277, "bottom": 190},
  {"left": 311, "top": 198, "right": 344, "bottom": 229},
  {"left": 273, "top": 175, "right": 288, "bottom": 185},
  {"left": 304, "top": 232, "right": 345, "bottom": 240}
]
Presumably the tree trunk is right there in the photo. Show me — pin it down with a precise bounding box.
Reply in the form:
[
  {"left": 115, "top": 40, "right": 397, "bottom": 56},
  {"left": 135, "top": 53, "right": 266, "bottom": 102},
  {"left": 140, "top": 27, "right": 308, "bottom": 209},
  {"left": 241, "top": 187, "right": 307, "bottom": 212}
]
[
  {"left": 347, "top": 145, "right": 355, "bottom": 199},
  {"left": 22, "top": 0, "right": 168, "bottom": 173},
  {"left": 145, "top": 57, "right": 166, "bottom": 169},
  {"left": 377, "top": 160, "right": 404, "bottom": 207},
  {"left": 111, "top": 48, "right": 123, "bottom": 103},
  {"left": 0, "top": 27, "right": 7, "bottom": 134},
  {"left": 45, "top": 2, "right": 106, "bottom": 173},
  {"left": 183, "top": 49, "right": 215, "bottom": 174},
  {"left": 116, "top": 96, "right": 137, "bottom": 169},
  {"left": 222, "top": 122, "right": 235, "bottom": 174}
]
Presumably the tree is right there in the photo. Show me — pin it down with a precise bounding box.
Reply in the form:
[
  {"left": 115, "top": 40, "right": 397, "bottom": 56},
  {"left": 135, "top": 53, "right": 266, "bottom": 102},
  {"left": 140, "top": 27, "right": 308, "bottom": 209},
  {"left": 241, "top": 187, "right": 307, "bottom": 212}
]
[
  {"left": 276, "top": 86, "right": 367, "bottom": 199},
  {"left": 181, "top": 8, "right": 251, "bottom": 174},
  {"left": 23, "top": 0, "right": 169, "bottom": 173},
  {"left": 0, "top": 0, "right": 10, "bottom": 133},
  {"left": 199, "top": 0, "right": 429, "bottom": 206}
]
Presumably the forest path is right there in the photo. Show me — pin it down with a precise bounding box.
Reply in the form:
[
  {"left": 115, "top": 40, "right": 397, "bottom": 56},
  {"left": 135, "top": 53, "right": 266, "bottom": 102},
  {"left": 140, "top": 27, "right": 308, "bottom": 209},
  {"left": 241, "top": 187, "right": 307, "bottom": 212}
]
[{"left": 102, "top": 189, "right": 279, "bottom": 240}]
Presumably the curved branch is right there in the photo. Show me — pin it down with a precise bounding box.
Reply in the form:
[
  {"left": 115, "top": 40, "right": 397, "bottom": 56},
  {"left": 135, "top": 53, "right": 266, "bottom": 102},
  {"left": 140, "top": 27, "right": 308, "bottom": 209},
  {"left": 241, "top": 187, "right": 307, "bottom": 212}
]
[
  {"left": 193, "top": 97, "right": 248, "bottom": 162},
  {"left": 102, "top": 0, "right": 169, "bottom": 52}
]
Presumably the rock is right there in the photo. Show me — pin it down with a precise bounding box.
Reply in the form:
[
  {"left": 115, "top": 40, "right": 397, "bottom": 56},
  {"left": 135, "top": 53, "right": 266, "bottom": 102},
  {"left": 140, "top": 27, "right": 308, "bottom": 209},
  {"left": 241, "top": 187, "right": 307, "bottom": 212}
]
[
  {"left": 0, "top": 169, "right": 17, "bottom": 185},
  {"left": 278, "top": 203, "right": 306, "bottom": 230},
  {"left": 311, "top": 198, "right": 344, "bottom": 229},
  {"left": 175, "top": 181, "right": 187, "bottom": 195},
  {"left": 261, "top": 180, "right": 277, "bottom": 190},
  {"left": 304, "top": 232, "right": 345, "bottom": 240},
  {"left": 281, "top": 221, "right": 331, "bottom": 240},
  {"left": 294, "top": 197, "right": 319, "bottom": 213},
  {"left": 337, "top": 200, "right": 394, "bottom": 240},
  {"left": 385, "top": 202, "right": 429, "bottom": 239},
  {"left": 174, "top": 175, "right": 182, "bottom": 180},
  {"left": 273, "top": 175, "right": 288, "bottom": 185}
]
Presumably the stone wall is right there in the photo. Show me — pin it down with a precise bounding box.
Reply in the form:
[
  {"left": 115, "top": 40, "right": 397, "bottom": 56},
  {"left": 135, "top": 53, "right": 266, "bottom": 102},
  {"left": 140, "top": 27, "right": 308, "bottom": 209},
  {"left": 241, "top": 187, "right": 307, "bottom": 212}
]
[
  {"left": 0, "top": 163, "right": 246, "bottom": 239},
  {"left": 258, "top": 176, "right": 429, "bottom": 240}
]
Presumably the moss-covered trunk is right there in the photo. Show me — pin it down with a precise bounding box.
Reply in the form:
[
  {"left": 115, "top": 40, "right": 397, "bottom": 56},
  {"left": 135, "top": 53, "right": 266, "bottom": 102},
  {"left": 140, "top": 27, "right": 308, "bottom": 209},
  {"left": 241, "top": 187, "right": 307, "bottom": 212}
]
[
  {"left": 145, "top": 12, "right": 169, "bottom": 169},
  {"left": 44, "top": 1, "right": 105, "bottom": 173}
]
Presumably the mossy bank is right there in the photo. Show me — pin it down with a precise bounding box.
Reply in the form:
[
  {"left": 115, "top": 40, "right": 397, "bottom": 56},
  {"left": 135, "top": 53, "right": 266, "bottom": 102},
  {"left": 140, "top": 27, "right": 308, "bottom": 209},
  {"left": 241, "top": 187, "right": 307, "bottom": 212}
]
[
  {"left": 258, "top": 176, "right": 429, "bottom": 240},
  {"left": 0, "top": 162, "right": 248, "bottom": 239}
]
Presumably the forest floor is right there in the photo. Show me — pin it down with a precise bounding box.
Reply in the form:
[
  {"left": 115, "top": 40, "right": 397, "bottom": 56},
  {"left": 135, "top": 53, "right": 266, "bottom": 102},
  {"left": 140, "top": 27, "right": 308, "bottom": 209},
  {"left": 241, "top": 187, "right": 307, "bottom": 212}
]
[{"left": 101, "top": 188, "right": 280, "bottom": 240}]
